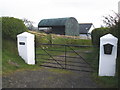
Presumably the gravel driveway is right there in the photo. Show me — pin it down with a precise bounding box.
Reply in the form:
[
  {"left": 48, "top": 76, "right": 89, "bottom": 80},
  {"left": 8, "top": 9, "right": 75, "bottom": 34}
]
[
  {"left": 2, "top": 67, "right": 100, "bottom": 88},
  {"left": 2, "top": 50, "right": 101, "bottom": 88}
]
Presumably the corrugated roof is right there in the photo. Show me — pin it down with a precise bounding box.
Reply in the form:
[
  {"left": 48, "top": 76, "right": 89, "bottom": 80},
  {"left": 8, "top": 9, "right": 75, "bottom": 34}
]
[
  {"left": 38, "top": 17, "right": 74, "bottom": 27},
  {"left": 79, "top": 23, "right": 92, "bottom": 34}
]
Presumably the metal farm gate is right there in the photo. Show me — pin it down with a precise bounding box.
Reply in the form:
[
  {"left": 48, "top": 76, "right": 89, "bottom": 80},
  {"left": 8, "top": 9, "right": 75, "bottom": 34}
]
[{"left": 35, "top": 43, "right": 94, "bottom": 72}]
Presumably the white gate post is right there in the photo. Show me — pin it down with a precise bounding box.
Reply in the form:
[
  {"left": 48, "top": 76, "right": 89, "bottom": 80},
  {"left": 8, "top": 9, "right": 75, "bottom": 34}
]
[
  {"left": 98, "top": 34, "right": 118, "bottom": 76},
  {"left": 17, "top": 32, "right": 35, "bottom": 65},
  {"left": 118, "top": 1, "right": 120, "bottom": 14}
]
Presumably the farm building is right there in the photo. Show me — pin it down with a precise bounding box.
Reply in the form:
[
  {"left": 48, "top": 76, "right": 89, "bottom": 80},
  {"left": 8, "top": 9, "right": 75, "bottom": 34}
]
[
  {"left": 79, "top": 23, "right": 94, "bottom": 39},
  {"left": 79, "top": 23, "right": 94, "bottom": 34},
  {"left": 38, "top": 17, "right": 79, "bottom": 36}
]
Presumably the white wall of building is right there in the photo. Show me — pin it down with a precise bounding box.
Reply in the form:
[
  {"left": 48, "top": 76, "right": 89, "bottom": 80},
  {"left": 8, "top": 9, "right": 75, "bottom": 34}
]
[{"left": 118, "top": 1, "right": 120, "bottom": 14}]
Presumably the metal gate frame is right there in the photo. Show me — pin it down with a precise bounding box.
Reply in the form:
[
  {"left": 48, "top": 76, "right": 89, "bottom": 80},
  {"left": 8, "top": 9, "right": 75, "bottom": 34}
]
[{"left": 36, "top": 43, "right": 94, "bottom": 72}]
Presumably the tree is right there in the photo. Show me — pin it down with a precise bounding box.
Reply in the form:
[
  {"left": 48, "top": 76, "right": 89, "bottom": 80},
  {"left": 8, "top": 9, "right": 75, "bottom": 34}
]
[
  {"left": 103, "top": 12, "right": 120, "bottom": 44},
  {"left": 23, "top": 18, "right": 34, "bottom": 30},
  {"left": 103, "top": 12, "right": 120, "bottom": 28}
]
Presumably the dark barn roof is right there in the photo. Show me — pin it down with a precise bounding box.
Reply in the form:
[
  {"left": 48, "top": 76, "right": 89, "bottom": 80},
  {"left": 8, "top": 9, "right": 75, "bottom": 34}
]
[
  {"left": 79, "top": 23, "right": 92, "bottom": 34},
  {"left": 38, "top": 17, "right": 75, "bottom": 27}
]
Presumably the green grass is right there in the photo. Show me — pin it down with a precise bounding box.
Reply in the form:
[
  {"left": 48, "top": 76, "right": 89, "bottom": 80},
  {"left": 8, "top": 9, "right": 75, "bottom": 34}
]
[
  {"left": 92, "top": 72, "right": 118, "bottom": 88},
  {"left": 85, "top": 47, "right": 118, "bottom": 88},
  {"left": 0, "top": 48, "right": 2, "bottom": 76},
  {"left": 85, "top": 47, "right": 99, "bottom": 71},
  {"left": 52, "top": 36, "right": 92, "bottom": 45},
  {"left": 2, "top": 39, "right": 41, "bottom": 75},
  {"left": 36, "top": 46, "right": 66, "bottom": 65}
]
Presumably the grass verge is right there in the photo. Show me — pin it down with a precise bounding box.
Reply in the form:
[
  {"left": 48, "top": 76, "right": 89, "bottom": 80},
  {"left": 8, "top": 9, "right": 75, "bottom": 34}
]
[
  {"left": 85, "top": 47, "right": 118, "bottom": 88},
  {"left": 2, "top": 39, "right": 41, "bottom": 75}
]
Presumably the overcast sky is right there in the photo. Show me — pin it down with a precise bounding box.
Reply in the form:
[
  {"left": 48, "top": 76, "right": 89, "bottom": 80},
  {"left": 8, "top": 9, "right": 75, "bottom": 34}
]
[{"left": 0, "top": 0, "right": 120, "bottom": 28}]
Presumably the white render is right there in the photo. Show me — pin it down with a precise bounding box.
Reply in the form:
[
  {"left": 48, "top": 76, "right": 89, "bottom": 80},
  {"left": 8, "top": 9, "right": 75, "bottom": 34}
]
[
  {"left": 17, "top": 32, "right": 35, "bottom": 65},
  {"left": 99, "top": 34, "right": 118, "bottom": 76},
  {"left": 118, "top": 1, "right": 120, "bottom": 14}
]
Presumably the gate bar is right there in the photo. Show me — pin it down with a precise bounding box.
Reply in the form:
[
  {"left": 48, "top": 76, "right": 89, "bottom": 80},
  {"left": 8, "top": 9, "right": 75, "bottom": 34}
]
[
  {"left": 36, "top": 49, "right": 91, "bottom": 53},
  {"left": 65, "top": 45, "right": 67, "bottom": 69},
  {"left": 39, "top": 46, "right": 64, "bottom": 69},
  {"left": 36, "top": 54, "right": 80, "bottom": 59},
  {"left": 36, "top": 58, "right": 87, "bottom": 64},
  {"left": 38, "top": 43, "right": 93, "bottom": 47},
  {"left": 68, "top": 46, "right": 94, "bottom": 70},
  {"left": 37, "top": 61, "right": 91, "bottom": 68},
  {"left": 40, "top": 65, "right": 93, "bottom": 72}
]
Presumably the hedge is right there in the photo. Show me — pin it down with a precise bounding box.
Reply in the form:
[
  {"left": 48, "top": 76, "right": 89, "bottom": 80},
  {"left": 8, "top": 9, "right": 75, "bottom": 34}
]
[
  {"left": 91, "top": 27, "right": 110, "bottom": 46},
  {"left": 110, "top": 21, "right": 120, "bottom": 55},
  {"left": 2, "top": 17, "right": 27, "bottom": 40}
]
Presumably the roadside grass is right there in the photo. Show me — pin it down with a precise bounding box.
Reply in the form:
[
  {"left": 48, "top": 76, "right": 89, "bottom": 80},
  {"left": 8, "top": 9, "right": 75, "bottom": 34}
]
[
  {"left": 85, "top": 47, "right": 99, "bottom": 71},
  {"left": 0, "top": 50, "right": 2, "bottom": 76},
  {"left": 85, "top": 47, "right": 118, "bottom": 88},
  {"left": 2, "top": 39, "right": 41, "bottom": 75},
  {"left": 92, "top": 72, "right": 118, "bottom": 88}
]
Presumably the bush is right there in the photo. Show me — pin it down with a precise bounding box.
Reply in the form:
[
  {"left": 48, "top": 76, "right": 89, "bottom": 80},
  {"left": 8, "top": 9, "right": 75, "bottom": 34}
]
[
  {"left": 2, "top": 17, "right": 27, "bottom": 40},
  {"left": 103, "top": 13, "right": 120, "bottom": 55},
  {"left": 91, "top": 27, "right": 110, "bottom": 46}
]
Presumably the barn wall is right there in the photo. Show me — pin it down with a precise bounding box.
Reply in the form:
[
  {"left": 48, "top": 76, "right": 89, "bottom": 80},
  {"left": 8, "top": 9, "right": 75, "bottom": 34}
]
[{"left": 65, "top": 18, "right": 79, "bottom": 36}]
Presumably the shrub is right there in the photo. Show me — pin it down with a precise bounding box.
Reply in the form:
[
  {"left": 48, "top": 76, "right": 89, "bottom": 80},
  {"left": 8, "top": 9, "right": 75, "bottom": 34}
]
[
  {"left": 91, "top": 27, "right": 110, "bottom": 46},
  {"left": 2, "top": 17, "right": 27, "bottom": 40},
  {"left": 103, "top": 13, "right": 120, "bottom": 54}
]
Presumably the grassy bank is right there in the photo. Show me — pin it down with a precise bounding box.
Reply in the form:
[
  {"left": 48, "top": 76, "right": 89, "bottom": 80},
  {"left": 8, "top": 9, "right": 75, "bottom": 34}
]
[{"left": 2, "top": 39, "right": 40, "bottom": 75}]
